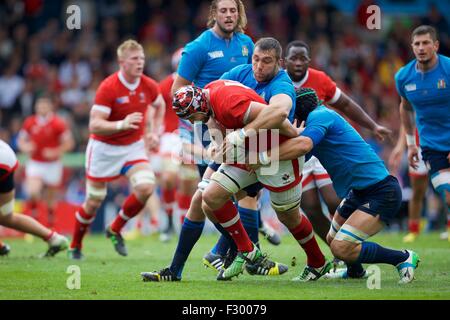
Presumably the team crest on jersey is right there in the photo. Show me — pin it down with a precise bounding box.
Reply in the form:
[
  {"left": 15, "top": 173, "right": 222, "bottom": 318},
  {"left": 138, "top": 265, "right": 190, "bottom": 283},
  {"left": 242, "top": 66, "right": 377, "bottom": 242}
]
[
  {"left": 139, "top": 92, "right": 146, "bottom": 103},
  {"left": 242, "top": 45, "right": 249, "bottom": 57},
  {"left": 437, "top": 79, "right": 446, "bottom": 89},
  {"left": 405, "top": 83, "right": 416, "bottom": 92},
  {"left": 282, "top": 173, "right": 291, "bottom": 184},
  {"left": 116, "top": 96, "right": 129, "bottom": 104}
]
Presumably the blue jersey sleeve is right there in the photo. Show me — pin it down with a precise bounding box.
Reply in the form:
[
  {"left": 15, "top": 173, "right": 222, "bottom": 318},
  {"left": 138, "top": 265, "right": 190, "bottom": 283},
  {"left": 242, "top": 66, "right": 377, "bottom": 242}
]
[
  {"left": 301, "top": 108, "right": 334, "bottom": 146},
  {"left": 220, "top": 65, "right": 244, "bottom": 81},
  {"left": 247, "top": 41, "right": 254, "bottom": 64},
  {"left": 394, "top": 68, "right": 406, "bottom": 99},
  {"left": 177, "top": 41, "right": 207, "bottom": 82},
  {"left": 269, "top": 72, "right": 296, "bottom": 121}
]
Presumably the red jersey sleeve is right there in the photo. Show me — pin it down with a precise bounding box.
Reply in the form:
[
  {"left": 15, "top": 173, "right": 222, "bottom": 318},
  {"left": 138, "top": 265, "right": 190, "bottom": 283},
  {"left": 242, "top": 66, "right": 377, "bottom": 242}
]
[
  {"left": 94, "top": 80, "right": 115, "bottom": 109},
  {"left": 321, "top": 72, "right": 338, "bottom": 103},
  {"left": 143, "top": 76, "right": 160, "bottom": 107},
  {"left": 22, "top": 117, "right": 33, "bottom": 134},
  {"left": 222, "top": 94, "right": 251, "bottom": 127},
  {"left": 55, "top": 117, "right": 68, "bottom": 137}
]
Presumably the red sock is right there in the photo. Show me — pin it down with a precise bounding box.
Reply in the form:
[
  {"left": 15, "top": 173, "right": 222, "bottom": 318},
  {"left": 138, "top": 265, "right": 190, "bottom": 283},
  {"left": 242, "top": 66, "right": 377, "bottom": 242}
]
[
  {"left": 70, "top": 207, "right": 95, "bottom": 249},
  {"left": 44, "top": 230, "right": 55, "bottom": 242},
  {"left": 213, "top": 200, "right": 253, "bottom": 252},
  {"left": 110, "top": 194, "right": 145, "bottom": 233},
  {"left": 408, "top": 220, "right": 420, "bottom": 234},
  {"left": 176, "top": 192, "right": 192, "bottom": 210},
  {"left": 289, "top": 215, "right": 325, "bottom": 268},
  {"left": 162, "top": 187, "right": 175, "bottom": 216},
  {"left": 176, "top": 192, "right": 192, "bottom": 226}
]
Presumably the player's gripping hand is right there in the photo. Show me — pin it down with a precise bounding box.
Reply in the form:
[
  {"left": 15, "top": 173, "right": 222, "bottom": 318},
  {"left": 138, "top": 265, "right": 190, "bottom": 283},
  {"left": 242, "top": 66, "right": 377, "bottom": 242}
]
[
  {"left": 373, "top": 124, "right": 392, "bottom": 142},
  {"left": 145, "top": 132, "right": 160, "bottom": 152},
  {"left": 407, "top": 145, "right": 420, "bottom": 170},
  {"left": 117, "top": 112, "right": 143, "bottom": 130}
]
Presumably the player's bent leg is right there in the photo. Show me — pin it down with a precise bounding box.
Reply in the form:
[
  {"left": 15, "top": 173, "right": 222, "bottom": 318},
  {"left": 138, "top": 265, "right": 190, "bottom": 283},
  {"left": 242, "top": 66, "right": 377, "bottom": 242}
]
[
  {"left": 268, "top": 186, "right": 328, "bottom": 281},
  {"left": 319, "top": 184, "right": 341, "bottom": 217},
  {"left": 142, "top": 182, "right": 208, "bottom": 282},
  {"left": 107, "top": 169, "right": 154, "bottom": 257},
  {"left": 333, "top": 209, "right": 419, "bottom": 284},
  {"left": 300, "top": 187, "right": 330, "bottom": 243},
  {"left": 69, "top": 180, "right": 106, "bottom": 259},
  {"left": 404, "top": 174, "right": 428, "bottom": 243},
  {"left": 24, "top": 176, "right": 44, "bottom": 220},
  {"left": 0, "top": 191, "right": 68, "bottom": 257}
]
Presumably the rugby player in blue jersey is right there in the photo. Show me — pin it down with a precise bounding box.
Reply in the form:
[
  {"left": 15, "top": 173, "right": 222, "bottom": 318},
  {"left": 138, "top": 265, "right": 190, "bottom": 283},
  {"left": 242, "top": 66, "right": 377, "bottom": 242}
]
[
  {"left": 395, "top": 25, "right": 450, "bottom": 241},
  {"left": 256, "top": 88, "right": 420, "bottom": 283},
  {"left": 142, "top": 0, "right": 265, "bottom": 282},
  {"left": 201, "top": 37, "right": 297, "bottom": 271}
]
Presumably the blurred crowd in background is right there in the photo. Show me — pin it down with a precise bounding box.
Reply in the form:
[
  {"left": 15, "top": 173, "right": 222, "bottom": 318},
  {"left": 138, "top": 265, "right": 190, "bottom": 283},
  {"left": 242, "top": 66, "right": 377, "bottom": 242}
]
[{"left": 0, "top": 0, "right": 448, "bottom": 232}]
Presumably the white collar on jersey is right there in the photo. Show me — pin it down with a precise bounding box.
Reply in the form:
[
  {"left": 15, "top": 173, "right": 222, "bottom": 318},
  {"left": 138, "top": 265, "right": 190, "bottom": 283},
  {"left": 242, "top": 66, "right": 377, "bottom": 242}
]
[
  {"left": 118, "top": 71, "right": 141, "bottom": 91},
  {"left": 292, "top": 69, "right": 309, "bottom": 88},
  {"left": 37, "top": 114, "right": 53, "bottom": 125}
]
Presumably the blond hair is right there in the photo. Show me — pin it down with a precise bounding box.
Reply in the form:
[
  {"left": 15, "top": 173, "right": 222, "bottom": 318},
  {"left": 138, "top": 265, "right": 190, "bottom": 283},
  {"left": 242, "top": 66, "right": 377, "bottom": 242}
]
[
  {"left": 117, "top": 39, "right": 144, "bottom": 60},
  {"left": 207, "top": 0, "right": 247, "bottom": 33}
]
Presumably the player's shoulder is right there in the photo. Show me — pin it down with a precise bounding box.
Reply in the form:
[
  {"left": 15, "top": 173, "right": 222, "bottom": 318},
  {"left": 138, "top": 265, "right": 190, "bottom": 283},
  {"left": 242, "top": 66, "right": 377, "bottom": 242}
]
[
  {"left": 235, "top": 32, "right": 253, "bottom": 44},
  {"left": 228, "top": 63, "right": 252, "bottom": 77},
  {"left": 97, "top": 72, "right": 120, "bottom": 92},
  {"left": 308, "top": 67, "right": 332, "bottom": 81},
  {"left": 185, "top": 30, "right": 212, "bottom": 51},
  {"left": 23, "top": 115, "right": 36, "bottom": 127},
  {"left": 395, "top": 59, "right": 416, "bottom": 82},
  {"left": 309, "top": 105, "right": 334, "bottom": 121},
  {"left": 52, "top": 114, "right": 68, "bottom": 128},
  {"left": 438, "top": 54, "right": 450, "bottom": 71}
]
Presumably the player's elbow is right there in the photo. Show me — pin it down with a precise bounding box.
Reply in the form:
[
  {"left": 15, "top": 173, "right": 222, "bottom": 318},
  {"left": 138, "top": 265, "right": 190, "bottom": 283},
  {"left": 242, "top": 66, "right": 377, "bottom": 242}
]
[
  {"left": 297, "top": 138, "right": 313, "bottom": 155},
  {"left": 272, "top": 106, "right": 289, "bottom": 125},
  {"left": 89, "top": 120, "right": 101, "bottom": 134}
]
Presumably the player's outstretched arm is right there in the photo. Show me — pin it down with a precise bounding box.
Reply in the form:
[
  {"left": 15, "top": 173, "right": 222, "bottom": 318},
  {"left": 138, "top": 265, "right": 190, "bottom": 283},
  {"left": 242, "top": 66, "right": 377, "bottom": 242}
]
[
  {"left": 171, "top": 75, "right": 192, "bottom": 96},
  {"left": 146, "top": 94, "right": 166, "bottom": 150},
  {"left": 263, "top": 135, "right": 313, "bottom": 164},
  {"left": 388, "top": 125, "right": 407, "bottom": 174},
  {"left": 243, "top": 94, "right": 292, "bottom": 133},
  {"left": 331, "top": 91, "right": 391, "bottom": 141},
  {"left": 17, "top": 131, "right": 35, "bottom": 155},
  {"left": 399, "top": 97, "right": 419, "bottom": 170}
]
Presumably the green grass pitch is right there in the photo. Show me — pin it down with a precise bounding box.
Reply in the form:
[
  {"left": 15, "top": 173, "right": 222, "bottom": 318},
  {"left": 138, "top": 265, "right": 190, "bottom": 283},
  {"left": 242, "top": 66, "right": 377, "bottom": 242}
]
[{"left": 0, "top": 232, "right": 449, "bottom": 300}]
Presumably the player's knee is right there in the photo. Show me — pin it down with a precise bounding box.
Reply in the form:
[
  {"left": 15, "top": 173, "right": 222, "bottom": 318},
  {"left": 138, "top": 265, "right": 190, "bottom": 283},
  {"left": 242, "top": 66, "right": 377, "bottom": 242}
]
[
  {"left": 202, "top": 188, "right": 225, "bottom": 211},
  {"left": 133, "top": 183, "right": 154, "bottom": 201},
  {"left": 130, "top": 170, "right": 155, "bottom": 189},
  {"left": 330, "top": 240, "right": 352, "bottom": 261},
  {"left": 326, "top": 233, "right": 334, "bottom": 246},
  {"left": 0, "top": 198, "right": 14, "bottom": 218},
  {"left": 276, "top": 209, "right": 300, "bottom": 229}
]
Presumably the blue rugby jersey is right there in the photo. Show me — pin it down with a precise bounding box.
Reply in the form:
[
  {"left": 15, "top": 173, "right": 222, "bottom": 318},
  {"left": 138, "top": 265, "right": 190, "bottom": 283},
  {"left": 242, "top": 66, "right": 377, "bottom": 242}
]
[
  {"left": 221, "top": 64, "right": 296, "bottom": 121},
  {"left": 395, "top": 54, "right": 450, "bottom": 152},
  {"left": 301, "top": 105, "right": 389, "bottom": 198},
  {"left": 178, "top": 29, "right": 254, "bottom": 88}
]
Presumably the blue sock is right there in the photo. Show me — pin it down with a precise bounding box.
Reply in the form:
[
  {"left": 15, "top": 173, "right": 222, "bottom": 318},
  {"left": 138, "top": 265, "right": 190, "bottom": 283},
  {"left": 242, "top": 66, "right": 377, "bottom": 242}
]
[
  {"left": 357, "top": 241, "right": 409, "bottom": 266},
  {"left": 346, "top": 263, "right": 365, "bottom": 277},
  {"left": 213, "top": 223, "right": 237, "bottom": 253},
  {"left": 257, "top": 210, "right": 263, "bottom": 228},
  {"left": 238, "top": 206, "right": 260, "bottom": 248},
  {"left": 169, "top": 218, "right": 204, "bottom": 279},
  {"left": 211, "top": 235, "right": 230, "bottom": 256}
]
